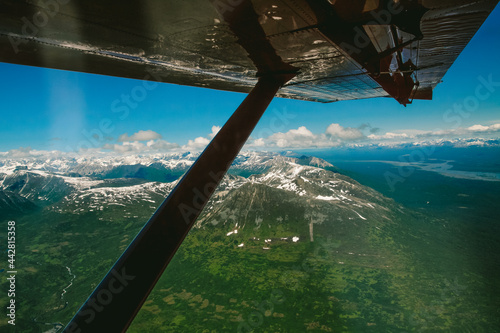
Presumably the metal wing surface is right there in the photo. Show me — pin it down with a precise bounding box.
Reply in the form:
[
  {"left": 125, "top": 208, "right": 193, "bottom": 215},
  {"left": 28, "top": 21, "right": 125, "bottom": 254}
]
[{"left": 0, "top": 0, "right": 497, "bottom": 104}]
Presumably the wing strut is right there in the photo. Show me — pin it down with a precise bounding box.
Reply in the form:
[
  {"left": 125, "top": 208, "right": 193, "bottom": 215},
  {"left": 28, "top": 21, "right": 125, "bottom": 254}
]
[{"left": 63, "top": 74, "right": 291, "bottom": 333}]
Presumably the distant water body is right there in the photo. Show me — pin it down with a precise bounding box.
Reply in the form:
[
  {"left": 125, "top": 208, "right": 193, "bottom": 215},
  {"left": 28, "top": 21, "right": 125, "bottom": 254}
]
[{"left": 304, "top": 146, "right": 500, "bottom": 222}]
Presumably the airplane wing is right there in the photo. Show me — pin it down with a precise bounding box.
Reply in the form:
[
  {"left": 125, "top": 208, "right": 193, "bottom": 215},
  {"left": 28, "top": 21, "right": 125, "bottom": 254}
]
[{"left": 0, "top": 0, "right": 497, "bottom": 105}]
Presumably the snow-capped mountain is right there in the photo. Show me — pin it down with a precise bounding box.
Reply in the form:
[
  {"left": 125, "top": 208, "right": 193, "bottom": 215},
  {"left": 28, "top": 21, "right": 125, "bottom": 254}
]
[
  {"left": 194, "top": 159, "right": 400, "bottom": 250},
  {"left": 0, "top": 151, "right": 390, "bottom": 233},
  {"left": 2, "top": 152, "right": 401, "bottom": 245},
  {"left": 0, "top": 151, "right": 336, "bottom": 178},
  {"left": 0, "top": 152, "right": 198, "bottom": 179}
]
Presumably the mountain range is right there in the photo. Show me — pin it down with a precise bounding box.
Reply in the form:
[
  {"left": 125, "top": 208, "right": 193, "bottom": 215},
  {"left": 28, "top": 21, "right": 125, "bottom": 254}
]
[{"left": 0, "top": 151, "right": 496, "bottom": 332}]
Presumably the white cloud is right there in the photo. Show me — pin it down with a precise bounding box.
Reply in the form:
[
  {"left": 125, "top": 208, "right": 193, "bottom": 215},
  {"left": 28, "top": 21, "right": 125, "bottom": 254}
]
[
  {"left": 103, "top": 129, "right": 181, "bottom": 153},
  {"left": 365, "top": 123, "right": 500, "bottom": 144},
  {"left": 118, "top": 130, "right": 162, "bottom": 142},
  {"left": 103, "top": 141, "right": 146, "bottom": 153},
  {"left": 6, "top": 147, "right": 33, "bottom": 157},
  {"left": 209, "top": 126, "right": 221, "bottom": 139},
  {"left": 254, "top": 124, "right": 367, "bottom": 149},
  {"left": 251, "top": 138, "right": 266, "bottom": 147},
  {"left": 250, "top": 125, "right": 348, "bottom": 149},
  {"left": 267, "top": 126, "right": 319, "bottom": 148},
  {"left": 146, "top": 140, "right": 180, "bottom": 150},
  {"left": 103, "top": 126, "right": 221, "bottom": 153},
  {"left": 467, "top": 124, "right": 489, "bottom": 132},
  {"left": 103, "top": 139, "right": 179, "bottom": 153},
  {"left": 183, "top": 137, "right": 210, "bottom": 151},
  {"left": 467, "top": 123, "right": 500, "bottom": 132},
  {"left": 6, "top": 122, "right": 499, "bottom": 157},
  {"left": 368, "top": 132, "right": 409, "bottom": 140},
  {"left": 244, "top": 122, "right": 500, "bottom": 149},
  {"left": 181, "top": 125, "right": 222, "bottom": 151},
  {"left": 326, "top": 123, "right": 364, "bottom": 140}
]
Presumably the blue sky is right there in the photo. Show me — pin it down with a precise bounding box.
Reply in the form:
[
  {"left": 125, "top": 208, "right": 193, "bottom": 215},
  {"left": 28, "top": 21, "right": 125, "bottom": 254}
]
[{"left": 0, "top": 5, "right": 499, "bottom": 154}]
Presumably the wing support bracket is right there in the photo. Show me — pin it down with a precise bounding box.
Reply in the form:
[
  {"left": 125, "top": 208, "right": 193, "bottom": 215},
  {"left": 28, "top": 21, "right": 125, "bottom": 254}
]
[{"left": 63, "top": 74, "right": 292, "bottom": 333}]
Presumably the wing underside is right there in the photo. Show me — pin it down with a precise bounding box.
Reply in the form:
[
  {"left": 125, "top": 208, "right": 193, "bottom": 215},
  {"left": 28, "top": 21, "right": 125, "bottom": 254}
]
[{"left": 0, "top": 0, "right": 497, "bottom": 104}]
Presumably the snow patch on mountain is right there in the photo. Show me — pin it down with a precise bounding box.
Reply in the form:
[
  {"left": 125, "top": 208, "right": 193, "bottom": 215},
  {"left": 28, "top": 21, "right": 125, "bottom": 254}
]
[{"left": 1, "top": 151, "right": 385, "bottom": 224}]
